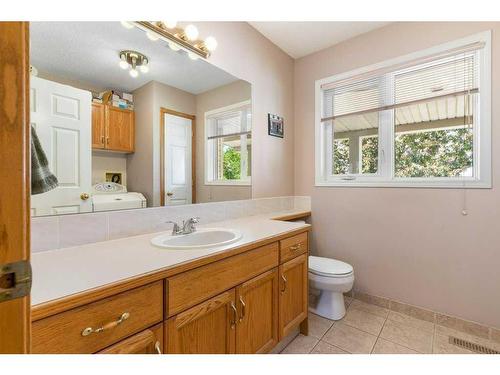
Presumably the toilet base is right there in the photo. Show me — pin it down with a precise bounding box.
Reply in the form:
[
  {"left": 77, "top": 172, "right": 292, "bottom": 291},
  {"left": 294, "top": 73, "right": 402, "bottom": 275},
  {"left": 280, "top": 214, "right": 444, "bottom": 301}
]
[{"left": 309, "top": 290, "right": 346, "bottom": 320}]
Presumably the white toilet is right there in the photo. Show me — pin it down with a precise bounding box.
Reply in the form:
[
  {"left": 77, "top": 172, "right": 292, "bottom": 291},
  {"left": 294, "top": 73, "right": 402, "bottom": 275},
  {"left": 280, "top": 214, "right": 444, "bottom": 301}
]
[{"left": 308, "top": 256, "right": 354, "bottom": 320}]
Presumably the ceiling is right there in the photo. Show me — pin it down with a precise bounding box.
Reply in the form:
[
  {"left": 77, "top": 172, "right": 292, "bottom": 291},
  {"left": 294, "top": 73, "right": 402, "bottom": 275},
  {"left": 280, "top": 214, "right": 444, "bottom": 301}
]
[
  {"left": 249, "top": 22, "right": 390, "bottom": 59},
  {"left": 30, "top": 22, "right": 239, "bottom": 94}
]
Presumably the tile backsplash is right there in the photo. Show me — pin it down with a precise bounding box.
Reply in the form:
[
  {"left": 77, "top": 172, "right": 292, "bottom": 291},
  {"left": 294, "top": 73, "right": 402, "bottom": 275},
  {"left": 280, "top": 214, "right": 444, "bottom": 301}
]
[{"left": 31, "top": 196, "right": 311, "bottom": 253}]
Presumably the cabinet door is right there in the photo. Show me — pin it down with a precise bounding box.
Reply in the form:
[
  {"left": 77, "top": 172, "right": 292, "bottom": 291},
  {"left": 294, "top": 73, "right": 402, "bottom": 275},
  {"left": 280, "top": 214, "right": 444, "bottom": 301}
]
[
  {"left": 279, "top": 254, "right": 308, "bottom": 339},
  {"left": 235, "top": 269, "right": 278, "bottom": 354},
  {"left": 166, "top": 289, "right": 237, "bottom": 354},
  {"left": 91, "top": 103, "right": 105, "bottom": 149},
  {"left": 98, "top": 323, "right": 163, "bottom": 354},
  {"left": 105, "top": 106, "right": 135, "bottom": 152}
]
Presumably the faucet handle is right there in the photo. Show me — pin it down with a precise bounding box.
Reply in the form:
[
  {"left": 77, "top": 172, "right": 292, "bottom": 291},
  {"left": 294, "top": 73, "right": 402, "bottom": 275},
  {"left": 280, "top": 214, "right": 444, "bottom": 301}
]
[{"left": 191, "top": 217, "right": 200, "bottom": 223}]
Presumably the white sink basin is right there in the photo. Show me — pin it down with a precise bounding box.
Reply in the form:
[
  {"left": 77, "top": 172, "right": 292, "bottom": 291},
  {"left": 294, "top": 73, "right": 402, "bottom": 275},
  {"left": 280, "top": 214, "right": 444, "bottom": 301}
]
[{"left": 151, "top": 228, "right": 242, "bottom": 249}]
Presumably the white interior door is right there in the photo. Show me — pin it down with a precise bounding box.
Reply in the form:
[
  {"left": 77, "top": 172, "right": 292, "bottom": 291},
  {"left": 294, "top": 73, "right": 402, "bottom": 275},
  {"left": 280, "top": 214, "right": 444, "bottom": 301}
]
[
  {"left": 164, "top": 113, "right": 192, "bottom": 205},
  {"left": 30, "top": 76, "right": 92, "bottom": 216}
]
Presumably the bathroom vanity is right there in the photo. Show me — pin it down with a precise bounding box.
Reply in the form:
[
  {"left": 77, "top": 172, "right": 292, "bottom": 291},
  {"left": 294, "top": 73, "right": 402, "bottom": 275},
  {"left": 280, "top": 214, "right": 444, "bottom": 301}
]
[{"left": 31, "top": 214, "right": 310, "bottom": 354}]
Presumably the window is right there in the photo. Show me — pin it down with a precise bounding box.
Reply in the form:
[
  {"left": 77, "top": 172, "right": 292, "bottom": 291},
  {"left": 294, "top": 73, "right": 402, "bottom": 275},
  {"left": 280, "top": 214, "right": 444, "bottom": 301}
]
[
  {"left": 205, "top": 100, "right": 252, "bottom": 185},
  {"left": 315, "top": 32, "right": 491, "bottom": 188}
]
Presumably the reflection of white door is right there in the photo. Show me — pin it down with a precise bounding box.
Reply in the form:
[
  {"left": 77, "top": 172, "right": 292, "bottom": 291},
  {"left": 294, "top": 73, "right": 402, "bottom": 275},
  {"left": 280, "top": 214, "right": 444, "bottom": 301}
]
[
  {"left": 164, "top": 114, "right": 192, "bottom": 205},
  {"left": 30, "top": 76, "right": 92, "bottom": 216}
]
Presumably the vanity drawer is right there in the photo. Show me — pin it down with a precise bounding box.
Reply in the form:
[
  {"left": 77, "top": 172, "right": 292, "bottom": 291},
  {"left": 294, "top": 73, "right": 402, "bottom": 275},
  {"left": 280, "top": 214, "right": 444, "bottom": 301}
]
[
  {"left": 32, "top": 281, "right": 163, "bottom": 354},
  {"left": 167, "top": 242, "right": 279, "bottom": 316},
  {"left": 279, "top": 232, "right": 308, "bottom": 263}
]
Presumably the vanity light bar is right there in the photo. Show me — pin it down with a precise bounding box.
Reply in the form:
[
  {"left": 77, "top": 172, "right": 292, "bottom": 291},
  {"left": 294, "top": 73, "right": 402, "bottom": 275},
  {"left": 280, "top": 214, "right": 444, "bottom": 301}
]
[{"left": 133, "top": 21, "right": 210, "bottom": 59}]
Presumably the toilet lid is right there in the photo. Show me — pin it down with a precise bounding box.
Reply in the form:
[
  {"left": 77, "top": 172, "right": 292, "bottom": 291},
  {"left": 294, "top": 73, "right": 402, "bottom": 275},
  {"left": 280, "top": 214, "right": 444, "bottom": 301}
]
[{"left": 309, "top": 256, "right": 353, "bottom": 277}]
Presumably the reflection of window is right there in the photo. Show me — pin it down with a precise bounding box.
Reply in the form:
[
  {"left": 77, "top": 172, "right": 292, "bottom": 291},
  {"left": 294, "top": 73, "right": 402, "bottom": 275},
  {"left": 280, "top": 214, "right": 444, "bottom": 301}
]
[
  {"left": 316, "top": 32, "right": 491, "bottom": 188},
  {"left": 205, "top": 100, "right": 251, "bottom": 185}
]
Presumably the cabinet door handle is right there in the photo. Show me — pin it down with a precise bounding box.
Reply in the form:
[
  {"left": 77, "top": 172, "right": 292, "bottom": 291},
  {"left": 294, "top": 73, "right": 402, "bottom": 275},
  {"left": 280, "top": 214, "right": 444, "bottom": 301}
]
[
  {"left": 154, "top": 341, "right": 162, "bottom": 354},
  {"left": 239, "top": 296, "right": 246, "bottom": 322},
  {"left": 230, "top": 302, "right": 237, "bottom": 329},
  {"left": 81, "top": 312, "right": 130, "bottom": 337},
  {"left": 281, "top": 274, "right": 287, "bottom": 293},
  {"left": 101, "top": 136, "right": 105, "bottom": 145},
  {"left": 106, "top": 137, "right": 110, "bottom": 145},
  {"left": 290, "top": 243, "right": 302, "bottom": 251}
]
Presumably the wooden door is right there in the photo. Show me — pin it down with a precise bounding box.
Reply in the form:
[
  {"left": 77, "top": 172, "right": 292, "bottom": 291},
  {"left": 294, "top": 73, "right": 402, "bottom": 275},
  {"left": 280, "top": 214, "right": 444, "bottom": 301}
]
[
  {"left": 0, "top": 21, "right": 31, "bottom": 354},
  {"left": 235, "top": 269, "right": 278, "bottom": 354},
  {"left": 105, "top": 106, "right": 134, "bottom": 152},
  {"left": 279, "top": 254, "right": 308, "bottom": 339},
  {"left": 98, "top": 324, "right": 163, "bottom": 354},
  {"left": 30, "top": 76, "right": 93, "bottom": 216},
  {"left": 92, "top": 103, "right": 105, "bottom": 149},
  {"left": 166, "top": 289, "right": 236, "bottom": 354}
]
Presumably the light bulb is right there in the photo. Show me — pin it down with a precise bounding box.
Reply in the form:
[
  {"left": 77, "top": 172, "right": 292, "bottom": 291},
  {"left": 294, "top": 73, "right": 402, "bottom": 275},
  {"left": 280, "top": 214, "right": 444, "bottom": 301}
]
[
  {"left": 119, "top": 60, "right": 129, "bottom": 70},
  {"left": 204, "top": 36, "right": 217, "bottom": 52},
  {"left": 162, "top": 20, "right": 177, "bottom": 29},
  {"left": 168, "top": 41, "right": 180, "bottom": 51},
  {"left": 184, "top": 24, "right": 199, "bottom": 41},
  {"left": 146, "top": 32, "right": 159, "bottom": 41},
  {"left": 129, "top": 69, "right": 138, "bottom": 78},
  {"left": 188, "top": 52, "right": 199, "bottom": 60},
  {"left": 139, "top": 64, "right": 149, "bottom": 73},
  {"left": 120, "top": 21, "right": 134, "bottom": 29}
]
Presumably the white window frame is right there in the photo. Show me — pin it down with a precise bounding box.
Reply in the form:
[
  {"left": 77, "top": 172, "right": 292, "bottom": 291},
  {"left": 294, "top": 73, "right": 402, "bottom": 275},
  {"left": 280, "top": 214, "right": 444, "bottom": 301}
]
[
  {"left": 204, "top": 100, "right": 252, "bottom": 186},
  {"left": 315, "top": 31, "right": 491, "bottom": 188}
]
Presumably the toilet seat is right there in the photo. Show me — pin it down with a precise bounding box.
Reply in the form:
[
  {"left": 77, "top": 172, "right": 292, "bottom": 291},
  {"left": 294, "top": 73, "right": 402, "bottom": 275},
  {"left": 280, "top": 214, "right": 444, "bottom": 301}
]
[{"left": 309, "top": 256, "right": 353, "bottom": 278}]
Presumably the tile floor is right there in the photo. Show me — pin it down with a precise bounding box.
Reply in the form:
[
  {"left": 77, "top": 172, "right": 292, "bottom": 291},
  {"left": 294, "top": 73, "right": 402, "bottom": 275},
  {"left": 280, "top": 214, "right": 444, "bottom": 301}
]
[{"left": 280, "top": 297, "right": 500, "bottom": 354}]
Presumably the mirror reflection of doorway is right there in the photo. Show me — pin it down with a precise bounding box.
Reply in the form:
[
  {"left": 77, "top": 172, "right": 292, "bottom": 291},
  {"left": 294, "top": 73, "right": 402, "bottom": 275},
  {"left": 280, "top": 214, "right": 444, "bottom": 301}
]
[{"left": 160, "top": 109, "right": 195, "bottom": 206}]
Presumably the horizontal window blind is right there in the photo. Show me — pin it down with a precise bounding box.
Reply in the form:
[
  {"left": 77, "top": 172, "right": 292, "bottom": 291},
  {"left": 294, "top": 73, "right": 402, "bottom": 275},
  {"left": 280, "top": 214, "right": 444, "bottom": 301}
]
[
  {"left": 207, "top": 106, "right": 252, "bottom": 140},
  {"left": 322, "top": 43, "right": 482, "bottom": 123}
]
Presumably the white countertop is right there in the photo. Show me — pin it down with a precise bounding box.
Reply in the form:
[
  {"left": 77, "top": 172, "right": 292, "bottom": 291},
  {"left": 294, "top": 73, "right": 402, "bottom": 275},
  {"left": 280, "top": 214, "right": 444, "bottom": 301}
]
[{"left": 31, "top": 210, "right": 310, "bottom": 306}]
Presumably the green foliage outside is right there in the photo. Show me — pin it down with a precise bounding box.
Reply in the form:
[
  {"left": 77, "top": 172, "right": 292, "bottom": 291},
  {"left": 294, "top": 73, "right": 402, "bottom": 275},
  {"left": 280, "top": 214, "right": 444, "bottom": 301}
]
[
  {"left": 394, "top": 128, "right": 473, "bottom": 177},
  {"left": 333, "top": 128, "right": 473, "bottom": 177},
  {"left": 333, "top": 139, "right": 350, "bottom": 174},
  {"left": 223, "top": 146, "right": 241, "bottom": 180},
  {"left": 361, "top": 136, "right": 378, "bottom": 174}
]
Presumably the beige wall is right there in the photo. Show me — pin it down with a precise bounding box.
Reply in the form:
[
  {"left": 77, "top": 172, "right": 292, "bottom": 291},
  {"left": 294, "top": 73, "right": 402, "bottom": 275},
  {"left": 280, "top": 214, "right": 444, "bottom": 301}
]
[
  {"left": 92, "top": 151, "right": 127, "bottom": 185},
  {"left": 294, "top": 22, "right": 500, "bottom": 328},
  {"left": 197, "top": 22, "right": 295, "bottom": 199},
  {"left": 195, "top": 80, "right": 252, "bottom": 203}
]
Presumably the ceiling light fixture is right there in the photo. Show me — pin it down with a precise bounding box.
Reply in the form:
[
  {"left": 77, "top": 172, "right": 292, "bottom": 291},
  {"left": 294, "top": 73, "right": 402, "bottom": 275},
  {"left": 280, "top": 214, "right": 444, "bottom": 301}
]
[
  {"left": 130, "top": 21, "right": 217, "bottom": 59},
  {"left": 118, "top": 50, "right": 149, "bottom": 78}
]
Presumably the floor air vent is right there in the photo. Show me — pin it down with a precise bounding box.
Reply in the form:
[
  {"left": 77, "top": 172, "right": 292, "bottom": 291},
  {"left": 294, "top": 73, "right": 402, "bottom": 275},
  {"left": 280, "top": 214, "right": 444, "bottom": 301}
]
[{"left": 449, "top": 336, "right": 500, "bottom": 354}]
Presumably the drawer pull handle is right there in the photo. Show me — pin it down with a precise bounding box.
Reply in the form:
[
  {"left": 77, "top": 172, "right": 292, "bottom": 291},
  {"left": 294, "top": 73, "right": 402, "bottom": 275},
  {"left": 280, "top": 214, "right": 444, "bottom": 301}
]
[
  {"left": 290, "top": 243, "right": 302, "bottom": 251},
  {"left": 281, "top": 274, "right": 287, "bottom": 293},
  {"left": 230, "top": 302, "right": 238, "bottom": 329},
  {"left": 81, "top": 312, "right": 130, "bottom": 337},
  {"left": 155, "top": 341, "right": 162, "bottom": 354},
  {"left": 239, "top": 296, "right": 246, "bottom": 322}
]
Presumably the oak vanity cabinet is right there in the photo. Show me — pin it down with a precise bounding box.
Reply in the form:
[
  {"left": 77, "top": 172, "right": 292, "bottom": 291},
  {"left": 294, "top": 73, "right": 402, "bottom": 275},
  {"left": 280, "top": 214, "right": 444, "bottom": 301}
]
[
  {"left": 166, "top": 290, "right": 237, "bottom": 354},
  {"left": 92, "top": 103, "right": 135, "bottom": 152},
  {"left": 31, "top": 229, "right": 310, "bottom": 354}
]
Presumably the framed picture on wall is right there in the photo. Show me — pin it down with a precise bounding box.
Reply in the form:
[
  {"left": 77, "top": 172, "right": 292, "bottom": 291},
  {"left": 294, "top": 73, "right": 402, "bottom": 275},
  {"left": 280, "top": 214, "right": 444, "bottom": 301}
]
[
  {"left": 105, "top": 172, "right": 122, "bottom": 185},
  {"left": 268, "top": 113, "right": 284, "bottom": 138}
]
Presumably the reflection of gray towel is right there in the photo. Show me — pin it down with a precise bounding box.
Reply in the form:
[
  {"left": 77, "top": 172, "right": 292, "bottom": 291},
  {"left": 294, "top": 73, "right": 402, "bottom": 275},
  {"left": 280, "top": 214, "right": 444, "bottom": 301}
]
[{"left": 31, "top": 125, "right": 58, "bottom": 195}]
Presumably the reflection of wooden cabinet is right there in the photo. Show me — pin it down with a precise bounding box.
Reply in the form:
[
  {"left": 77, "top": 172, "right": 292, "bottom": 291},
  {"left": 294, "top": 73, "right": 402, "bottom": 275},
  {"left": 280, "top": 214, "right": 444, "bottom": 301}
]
[
  {"left": 236, "top": 269, "right": 278, "bottom": 354},
  {"left": 92, "top": 103, "right": 134, "bottom": 152},
  {"left": 92, "top": 103, "right": 105, "bottom": 149},
  {"left": 166, "top": 290, "right": 237, "bottom": 354},
  {"left": 99, "top": 324, "right": 163, "bottom": 354},
  {"left": 279, "top": 254, "right": 308, "bottom": 339}
]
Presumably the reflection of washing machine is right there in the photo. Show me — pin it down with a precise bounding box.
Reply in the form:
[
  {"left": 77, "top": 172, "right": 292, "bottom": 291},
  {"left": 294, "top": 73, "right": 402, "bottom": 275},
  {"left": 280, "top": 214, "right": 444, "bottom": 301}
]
[{"left": 91, "top": 182, "right": 147, "bottom": 212}]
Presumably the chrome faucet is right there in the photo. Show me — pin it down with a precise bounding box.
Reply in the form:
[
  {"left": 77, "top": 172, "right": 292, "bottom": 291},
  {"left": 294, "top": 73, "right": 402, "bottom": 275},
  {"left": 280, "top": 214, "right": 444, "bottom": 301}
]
[
  {"left": 166, "top": 217, "right": 200, "bottom": 236},
  {"left": 182, "top": 217, "right": 200, "bottom": 234}
]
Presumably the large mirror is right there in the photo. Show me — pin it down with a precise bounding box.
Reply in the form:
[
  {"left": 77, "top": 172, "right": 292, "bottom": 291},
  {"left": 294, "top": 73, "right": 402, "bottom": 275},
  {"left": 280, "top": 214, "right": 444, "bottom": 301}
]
[{"left": 29, "top": 22, "right": 252, "bottom": 217}]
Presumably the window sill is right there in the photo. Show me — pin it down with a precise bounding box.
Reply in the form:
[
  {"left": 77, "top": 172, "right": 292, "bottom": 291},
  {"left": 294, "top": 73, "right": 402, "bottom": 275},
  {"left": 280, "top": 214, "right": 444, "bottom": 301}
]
[
  {"left": 315, "top": 178, "right": 491, "bottom": 189},
  {"left": 205, "top": 180, "right": 252, "bottom": 187}
]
